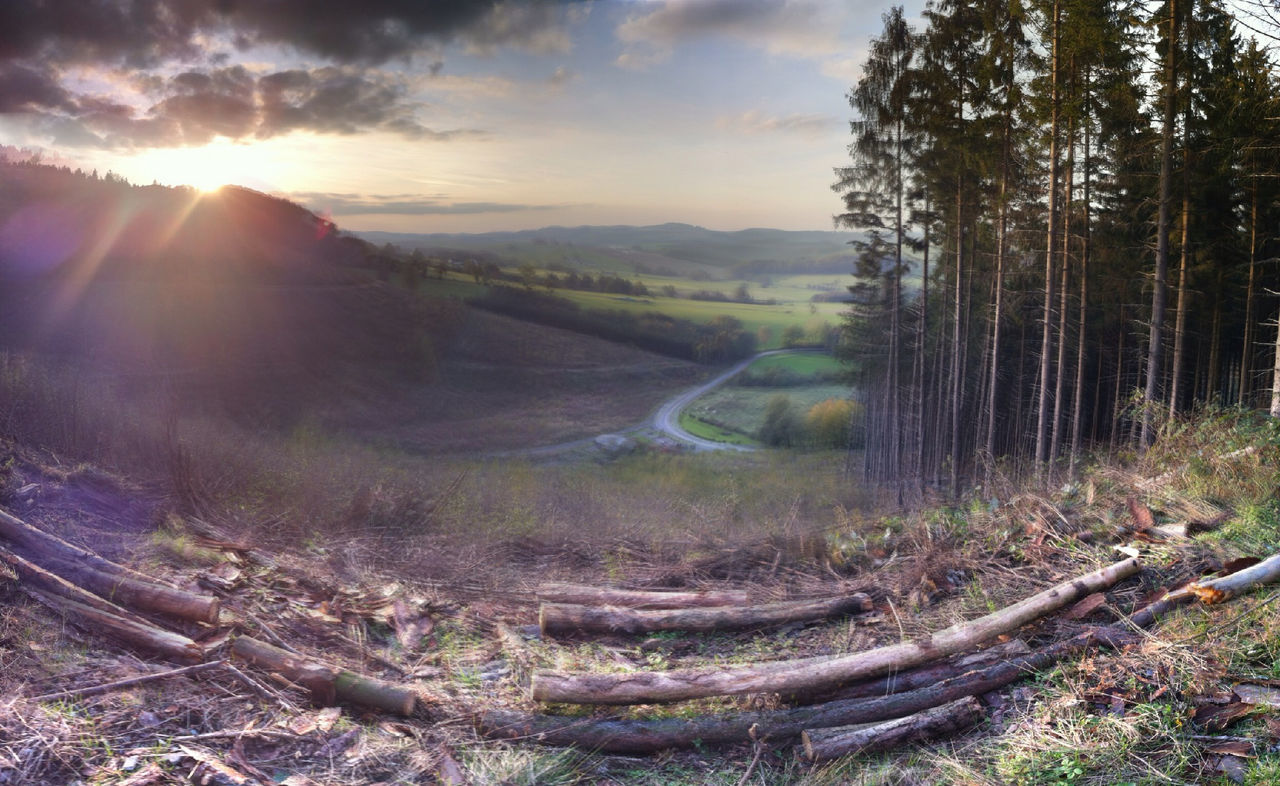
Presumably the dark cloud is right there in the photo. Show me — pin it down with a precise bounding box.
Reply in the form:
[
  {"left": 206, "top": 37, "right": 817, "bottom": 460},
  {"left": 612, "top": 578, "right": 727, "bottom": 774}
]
[
  {"left": 292, "top": 192, "right": 561, "bottom": 215},
  {"left": 0, "top": 64, "right": 76, "bottom": 113},
  {"left": 8, "top": 66, "right": 484, "bottom": 149},
  {"left": 0, "top": 1, "right": 585, "bottom": 148},
  {"left": 0, "top": 1, "right": 584, "bottom": 68}
]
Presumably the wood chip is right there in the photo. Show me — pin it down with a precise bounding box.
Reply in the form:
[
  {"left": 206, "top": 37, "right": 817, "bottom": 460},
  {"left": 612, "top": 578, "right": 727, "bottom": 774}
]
[{"left": 1193, "top": 702, "right": 1254, "bottom": 731}]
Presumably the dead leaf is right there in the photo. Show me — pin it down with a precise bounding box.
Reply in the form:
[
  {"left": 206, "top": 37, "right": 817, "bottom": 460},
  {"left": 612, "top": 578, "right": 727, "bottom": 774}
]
[
  {"left": 1234, "top": 683, "right": 1280, "bottom": 708},
  {"left": 316, "top": 706, "right": 342, "bottom": 732},
  {"left": 1193, "top": 702, "right": 1255, "bottom": 731},
  {"left": 436, "top": 745, "right": 468, "bottom": 785},
  {"left": 1063, "top": 593, "right": 1107, "bottom": 621},
  {"left": 1265, "top": 716, "right": 1280, "bottom": 740},
  {"left": 1204, "top": 739, "right": 1256, "bottom": 757},
  {"left": 1127, "top": 497, "right": 1156, "bottom": 531},
  {"left": 1205, "top": 754, "right": 1248, "bottom": 784},
  {"left": 177, "top": 745, "right": 248, "bottom": 784}
]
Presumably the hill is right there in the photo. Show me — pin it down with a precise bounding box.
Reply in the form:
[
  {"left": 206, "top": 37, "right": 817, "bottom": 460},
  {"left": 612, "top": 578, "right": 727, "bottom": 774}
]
[
  {"left": 360, "top": 223, "right": 865, "bottom": 279},
  {"left": 0, "top": 159, "right": 703, "bottom": 455}
]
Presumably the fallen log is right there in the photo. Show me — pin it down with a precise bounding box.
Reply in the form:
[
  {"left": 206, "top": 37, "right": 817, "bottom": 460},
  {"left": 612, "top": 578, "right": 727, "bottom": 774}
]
[
  {"left": 0, "top": 546, "right": 153, "bottom": 629},
  {"left": 786, "top": 639, "right": 1031, "bottom": 704},
  {"left": 0, "top": 506, "right": 219, "bottom": 623},
  {"left": 231, "top": 636, "right": 416, "bottom": 716},
  {"left": 539, "top": 593, "right": 872, "bottom": 636},
  {"left": 27, "top": 589, "right": 205, "bottom": 662},
  {"left": 1173, "top": 553, "right": 1280, "bottom": 605},
  {"left": 802, "top": 695, "right": 984, "bottom": 761},
  {"left": 480, "top": 628, "right": 1133, "bottom": 753},
  {"left": 530, "top": 557, "right": 1140, "bottom": 705},
  {"left": 536, "top": 582, "right": 749, "bottom": 609}
]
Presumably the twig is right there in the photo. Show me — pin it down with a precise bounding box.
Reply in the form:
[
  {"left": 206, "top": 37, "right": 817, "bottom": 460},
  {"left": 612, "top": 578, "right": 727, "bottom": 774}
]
[
  {"left": 243, "top": 609, "right": 300, "bottom": 654},
  {"left": 735, "top": 724, "right": 765, "bottom": 786},
  {"left": 170, "top": 729, "right": 304, "bottom": 743},
  {"left": 221, "top": 662, "right": 301, "bottom": 713},
  {"left": 28, "top": 660, "right": 226, "bottom": 702}
]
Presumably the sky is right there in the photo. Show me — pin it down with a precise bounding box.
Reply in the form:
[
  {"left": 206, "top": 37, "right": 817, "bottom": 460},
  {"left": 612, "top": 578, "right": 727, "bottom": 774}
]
[{"left": 0, "top": 0, "right": 929, "bottom": 234}]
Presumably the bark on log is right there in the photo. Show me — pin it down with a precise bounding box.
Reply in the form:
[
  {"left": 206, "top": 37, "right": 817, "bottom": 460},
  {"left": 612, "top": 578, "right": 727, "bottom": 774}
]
[
  {"left": 0, "top": 546, "right": 154, "bottom": 629},
  {"left": 231, "top": 636, "right": 416, "bottom": 715},
  {"left": 786, "top": 639, "right": 1031, "bottom": 704},
  {"left": 536, "top": 583, "right": 749, "bottom": 609},
  {"left": 1175, "top": 553, "right": 1280, "bottom": 605},
  {"left": 539, "top": 593, "right": 872, "bottom": 636},
  {"left": 480, "top": 628, "right": 1130, "bottom": 753},
  {"left": 28, "top": 589, "right": 205, "bottom": 662},
  {"left": 802, "top": 696, "right": 984, "bottom": 761},
  {"left": 0, "top": 506, "right": 219, "bottom": 623},
  {"left": 530, "top": 558, "right": 1139, "bottom": 705}
]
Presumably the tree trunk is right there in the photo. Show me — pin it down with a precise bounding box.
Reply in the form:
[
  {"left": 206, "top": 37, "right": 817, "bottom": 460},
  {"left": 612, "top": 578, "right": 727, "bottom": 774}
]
[
  {"left": 1070, "top": 88, "right": 1092, "bottom": 474},
  {"left": 1142, "top": 0, "right": 1178, "bottom": 447},
  {"left": 802, "top": 695, "right": 983, "bottom": 762},
  {"left": 1178, "top": 553, "right": 1280, "bottom": 604},
  {"left": 535, "top": 583, "right": 748, "bottom": 609},
  {"left": 26, "top": 589, "right": 205, "bottom": 662},
  {"left": 529, "top": 558, "right": 1139, "bottom": 705},
  {"left": 0, "top": 545, "right": 153, "bottom": 629},
  {"left": 539, "top": 594, "right": 872, "bottom": 636},
  {"left": 1036, "top": 0, "right": 1062, "bottom": 466},
  {"left": 0, "top": 506, "right": 219, "bottom": 623},
  {"left": 1170, "top": 97, "right": 1192, "bottom": 417},
  {"left": 1051, "top": 98, "right": 1076, "bottom": 464},
  {"left": 231, "top": 636, "right": 417, "bottom": 715},
  {"left": 1241, "top": 184, "right": 1257, "bottom": 406},
  {"left": 785, "top": 638, "right": 1030, "bottom": 704},
  {"left": 484, "top": 628, "right": 1131, "bottom": 754}
]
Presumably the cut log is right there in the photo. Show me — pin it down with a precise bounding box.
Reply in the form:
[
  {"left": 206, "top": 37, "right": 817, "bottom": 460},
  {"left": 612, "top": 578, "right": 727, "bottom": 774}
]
[
  {"left": 0, "top": 506, "right": 219, "bottom": 623},
  {"left": 539, "top": 593, "right": 872, "bottom": 636},
  {"left": 802, "top": 695, "right": 984, "bottom": 761},
  {"left": 0, "top": 545, "right": 153, "bottom": 629},
  {"left": 231, "top": 636, "right": 416, "bottom": 716},
  {"left": 480, "top": 628, "right": 1131, "bottom": 753},
  {"left": 43, "top": 556, "right": 219, "bottom": 624},
  {"left": 28, "top": 589, "right": 205, "bottom": 662},
  {"left": 530, "top": 557, "right": 1139, "bottom": 705},
  {"left": 536, "top": 582, "right": 749, "bottom": 609},
  {"left": 1175, "top": 553, "right": 1280, "bottom": 605},
  {"left": 786, "top": 639, "right": 1031, "bottom": 704}
]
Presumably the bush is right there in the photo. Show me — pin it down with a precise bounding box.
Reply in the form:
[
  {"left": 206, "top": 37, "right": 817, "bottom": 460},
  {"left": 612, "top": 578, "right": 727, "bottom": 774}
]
[
  {"left": 758, "top": 395, "right": 803, "bottom": 447},
  {"left": 805, "top": 398, "right": 861, "bottom": 448}
]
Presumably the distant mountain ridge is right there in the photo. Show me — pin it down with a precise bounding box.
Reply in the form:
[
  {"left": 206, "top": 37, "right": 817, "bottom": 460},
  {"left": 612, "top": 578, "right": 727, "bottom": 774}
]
[{"left": 359, "top": 223, "right": 863, "bottom": 276}]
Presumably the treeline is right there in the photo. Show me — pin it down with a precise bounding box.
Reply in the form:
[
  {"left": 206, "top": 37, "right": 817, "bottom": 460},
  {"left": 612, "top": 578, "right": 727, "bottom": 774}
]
[
  {"left": 836, "top": 1, "right": 1280, "bottom": 495},
  {"left": 468, "top": 286, "right": 757, "bottom": 363}
]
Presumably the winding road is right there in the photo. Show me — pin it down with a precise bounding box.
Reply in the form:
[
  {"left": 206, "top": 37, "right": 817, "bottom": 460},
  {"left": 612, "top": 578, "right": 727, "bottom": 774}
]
[{"left": 497, "top": 349, "right": 821, "bottom": 458}]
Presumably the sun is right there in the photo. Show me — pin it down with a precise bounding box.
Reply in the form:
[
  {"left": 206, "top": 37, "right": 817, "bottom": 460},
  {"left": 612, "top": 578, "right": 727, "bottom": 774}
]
[{"left": 125, "top": 138, "right": 278, "bottom": 193}]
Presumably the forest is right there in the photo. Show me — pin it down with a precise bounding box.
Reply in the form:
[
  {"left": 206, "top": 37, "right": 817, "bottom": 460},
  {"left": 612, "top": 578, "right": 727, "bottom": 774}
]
[{"left": 835, "top": 0, "right": 1280, "bottom": 496}]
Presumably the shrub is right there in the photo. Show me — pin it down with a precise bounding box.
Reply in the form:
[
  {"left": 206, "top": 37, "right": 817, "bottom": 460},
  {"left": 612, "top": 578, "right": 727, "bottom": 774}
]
[{"left": 805, "top": 398, "right": 861, "bottom": 448}]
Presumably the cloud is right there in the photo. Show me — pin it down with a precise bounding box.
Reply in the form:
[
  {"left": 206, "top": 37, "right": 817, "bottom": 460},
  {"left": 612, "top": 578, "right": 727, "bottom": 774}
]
[
  {"left": 0, "top": 1, "right": 593, "bottom": 149},
  {"left": 717, "top": 109, "right": 839, "bottom": 138},
  {"left": 0, "top": 1, "right": 589, "bottom": 68},
  {"left": 291, "top": 192, "right": 565, "bottom": 215},
  {"left": 5, "top": 64, "right": 488, "bottom": 149},
  {"left": 548, "top": 66, "right": 576, "bottom": 86},
  {"left": 616, "top": 0, "right": 845, "bottom": 65}
]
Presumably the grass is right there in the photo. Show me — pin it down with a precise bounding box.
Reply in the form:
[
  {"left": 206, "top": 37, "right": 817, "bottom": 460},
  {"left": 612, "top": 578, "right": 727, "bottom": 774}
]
[
  {"left": 746, "top": 352, "right": 844, "bottom": 377},
  {"left": 687, "top": 384, "right": 852, "bottom": 439},
  {"left": 677, "top": 411, "right": 760, "bottom": 446}
]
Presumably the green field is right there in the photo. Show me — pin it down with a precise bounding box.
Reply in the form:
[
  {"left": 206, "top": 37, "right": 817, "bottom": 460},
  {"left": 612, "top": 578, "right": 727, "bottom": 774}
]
[
  {"left": 408, "top": 269, "right": 848, "bottom": 351},
  {"left": 747, "top": 352, "right": 844, "bottom": 377},
  {"left": 686, "top": 383, "right": 852, "bottom": 441},
  {"left": 677, "top": 411, "right": 761, "bottom": 446}
]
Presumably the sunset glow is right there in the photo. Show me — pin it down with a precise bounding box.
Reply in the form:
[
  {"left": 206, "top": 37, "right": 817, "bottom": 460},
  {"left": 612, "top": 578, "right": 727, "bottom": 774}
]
[{"left": 0, "top": 1, "right": 918, "bottom": 234}]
